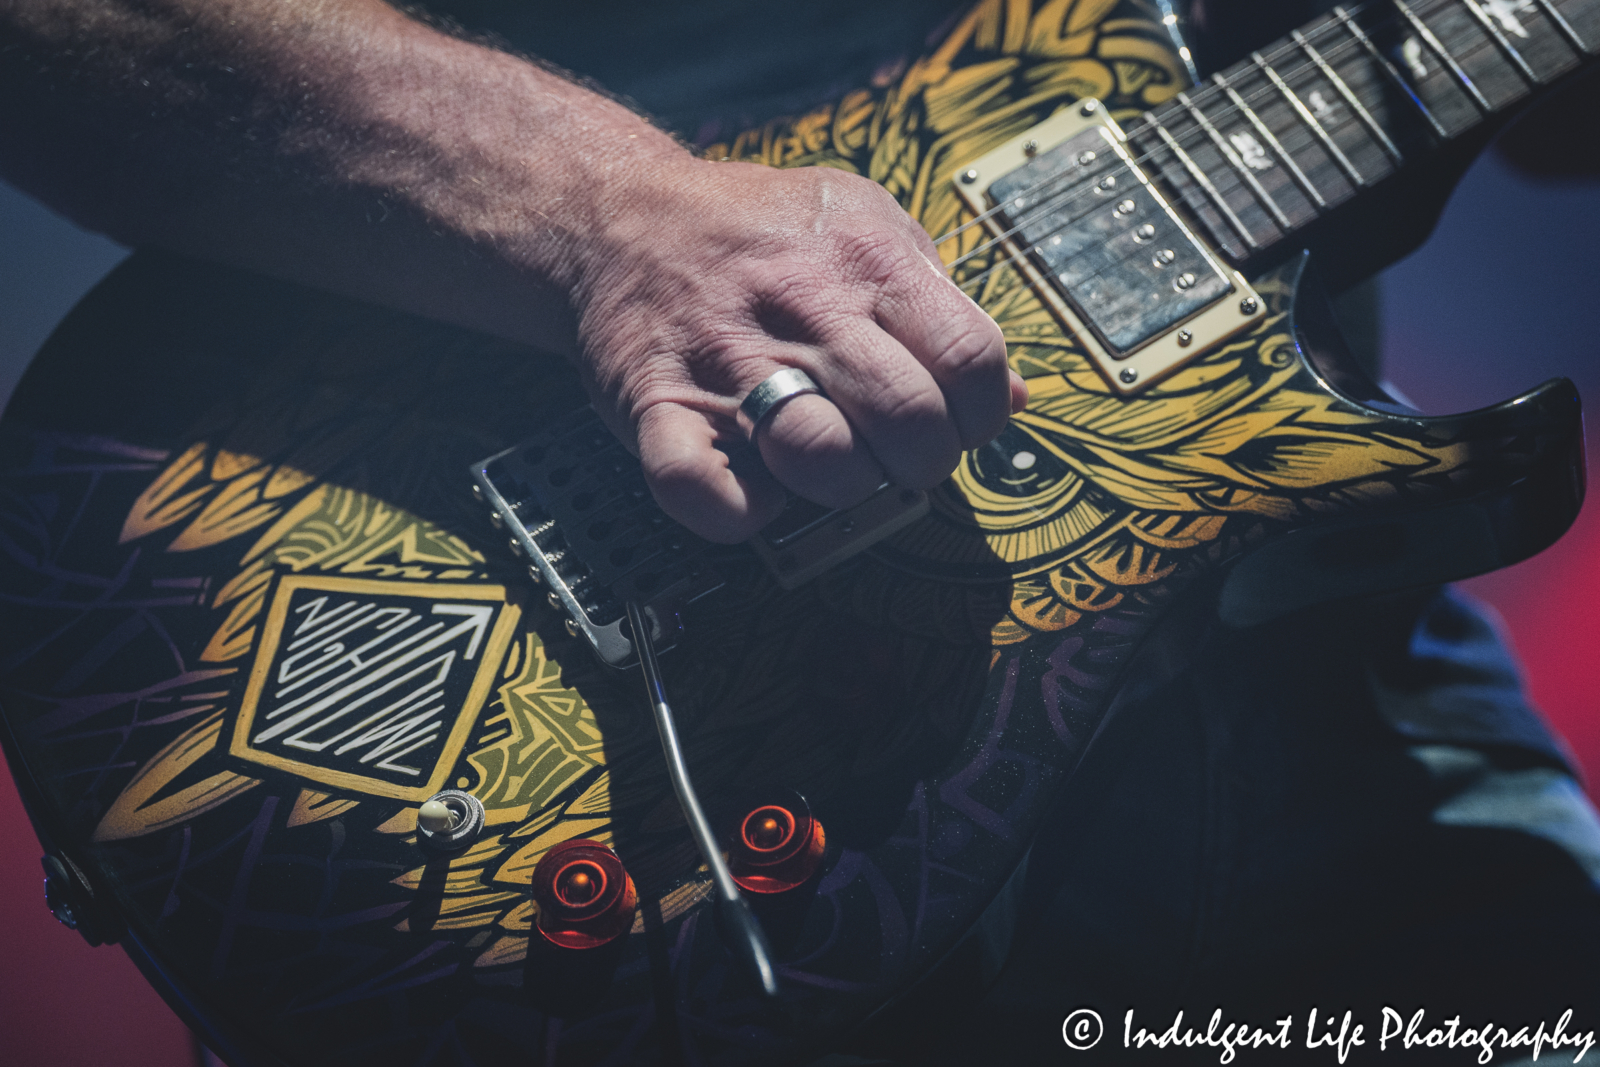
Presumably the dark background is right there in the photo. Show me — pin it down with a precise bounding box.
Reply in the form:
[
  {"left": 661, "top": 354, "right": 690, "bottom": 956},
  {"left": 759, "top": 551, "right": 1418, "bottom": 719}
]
[{"left": 1, "top": 144, "right": 1597, "bottom": 1063}]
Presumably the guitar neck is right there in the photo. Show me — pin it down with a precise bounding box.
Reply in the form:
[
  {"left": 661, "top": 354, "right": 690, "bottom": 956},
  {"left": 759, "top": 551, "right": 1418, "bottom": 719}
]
[{"left": 1128, "top": 0, "right": 1599, "bottom": 270}]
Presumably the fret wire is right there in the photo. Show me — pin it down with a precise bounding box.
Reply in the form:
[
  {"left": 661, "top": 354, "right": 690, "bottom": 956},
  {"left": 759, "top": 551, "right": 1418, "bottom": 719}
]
[
  {"left": 1333, "top": 6, "right": 1451, "bottom": 137},
  {"left": 1391, "top": 0, "right": 1493, "bottom": 111},
  {"left": 1213, "top": 70, "right": 1329, "bottom": 209},
  {"left": 938, "top": 0, "right": 1600, "bottom": 298},
  {"left": 1529, "top": 0, "right": 1592, "bottom": 54},
  {"left": 1253, "top": 50, "right": 1367, "bottom": 187},
  {"left": 1178, "top": 91, "right": 1294, "bottom": 232},
  {"left": 946, "top": 0, "right": 1569, "bottom": 290},
  {"left": 936, "top": 2, "right": 1403, "bottom": 250},
  {"left": 1452, "top": 0, "right": 1541, "bottom": 83},
  {"left": 935, "top": 9, "right": 1370, "bottom": 249},
  {"left": 1291, "top": 26, "right": 1406, "bottom": 165},
  {"left": 944, "top": 0, "right": 1547, "bottom": 258},
  {"left": 1145, "top": 111, "right": 1261, "bottom": 251}
]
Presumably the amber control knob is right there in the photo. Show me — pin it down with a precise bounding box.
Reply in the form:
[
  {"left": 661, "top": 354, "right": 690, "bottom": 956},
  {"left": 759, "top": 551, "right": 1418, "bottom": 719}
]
[
  {"left": 727, "top": 792, "right": 826, "bottom": 894},
  {"left": 530, "top": 839, "right": 637, "bottom": 949}
]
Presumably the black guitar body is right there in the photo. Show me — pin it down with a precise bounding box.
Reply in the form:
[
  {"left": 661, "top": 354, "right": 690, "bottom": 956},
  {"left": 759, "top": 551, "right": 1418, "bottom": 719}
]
[{"left": 1, "top": 1, "right": 1594, "bottom": 1063}]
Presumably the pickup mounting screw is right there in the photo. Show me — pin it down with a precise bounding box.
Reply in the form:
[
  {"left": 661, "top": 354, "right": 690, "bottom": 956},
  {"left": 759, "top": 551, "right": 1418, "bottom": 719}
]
[
  {"left": 1080, "top": 99, "right": 1099, "bottom": 116},
  {"left": 960, "top": 168, "right": 979, "bottom": 184},
  {"left": 1240, "top": 296, "right": 1260, "bottom": 315},
  {"left": 1177, "top": 330, "right": 1193, "bottom": 347},
  {"left": 1119, "top": 368, "right": 1138, "bottom": 384},
  {"left": 564, "top": 618, "right": 581, "bottom": 638},
  {"left": 1022, "top": 139, "right": 1040, "bottom": 157}
]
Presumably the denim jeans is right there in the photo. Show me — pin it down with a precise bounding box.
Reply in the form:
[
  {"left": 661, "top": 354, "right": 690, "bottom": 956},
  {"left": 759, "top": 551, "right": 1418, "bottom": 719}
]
[{"left": 835, "top": 589, "right": 1600, "bottom": 1064}]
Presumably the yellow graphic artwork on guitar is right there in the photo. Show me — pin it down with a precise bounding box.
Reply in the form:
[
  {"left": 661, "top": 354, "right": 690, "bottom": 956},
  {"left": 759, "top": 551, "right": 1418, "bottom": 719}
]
[{"left": 0, "top": 2, "right": 1584, "bottom": 1065}]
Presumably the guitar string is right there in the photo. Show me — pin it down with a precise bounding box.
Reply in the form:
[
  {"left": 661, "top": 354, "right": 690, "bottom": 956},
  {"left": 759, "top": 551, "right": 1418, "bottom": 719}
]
[
  {"left": 929, "top": 0, "right": 1388, "bottom": 251},
  {"left": 931, "top": 0, "right": 1508, "bottom": 256},
  {"left": 939, "top": 29, "right": 1403, "bottom": 290},
  {"left": 936, "top": 0, "right": 1484, "bottom": 284},
  {"left": 933, "top": 0, "right": 1531, "bottom": 280},
  {"left": 940, "top": 0, "right": 1555, "bottom": 280},
  {"left": 943, "top": 0, "right": 1516, "bottom": 301}
]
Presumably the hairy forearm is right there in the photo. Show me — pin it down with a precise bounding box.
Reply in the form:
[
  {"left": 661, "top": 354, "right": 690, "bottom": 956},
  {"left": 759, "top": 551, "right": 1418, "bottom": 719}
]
[
  {"left": 0, "top": 0, "right": 1020, "bottom": 543},
  {"left": 0, "top": 0, "right": 685, "bottom": 353}
]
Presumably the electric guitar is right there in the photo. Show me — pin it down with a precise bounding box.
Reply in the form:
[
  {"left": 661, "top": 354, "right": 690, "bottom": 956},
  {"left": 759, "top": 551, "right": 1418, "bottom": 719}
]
[{"left": 1, "top": 1, "right": 1593, "bottom": 1064}]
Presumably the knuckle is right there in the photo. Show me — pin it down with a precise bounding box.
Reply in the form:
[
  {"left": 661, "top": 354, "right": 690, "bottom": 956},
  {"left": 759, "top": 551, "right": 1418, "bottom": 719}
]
[
  {"left": 751, "top": 262, "right": 829, "bottom": 317},
  {"left": 931, "top": 316, "right": 1008, "bottom": 380},
  {"left": 837, "top": 228, "right": 915, "bottom": 288},
  {"left": 872, "top": 376, "right": 947, "bottom": 427}
]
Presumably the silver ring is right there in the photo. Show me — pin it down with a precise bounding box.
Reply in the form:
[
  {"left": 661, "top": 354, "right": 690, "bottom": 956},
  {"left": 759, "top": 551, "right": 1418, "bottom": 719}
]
[{"left": 736, "top": 368, "right": 824, "bottom": 439}]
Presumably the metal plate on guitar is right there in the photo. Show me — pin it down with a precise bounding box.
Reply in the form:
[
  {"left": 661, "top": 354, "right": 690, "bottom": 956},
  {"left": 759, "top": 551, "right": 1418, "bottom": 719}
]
[
  {"left": 471, "top": 408, "right": 724, "bottom": 668},
  {"left": 471, "top": 408, "right": 928, "bottom": 668},
  {"left": 953, "top": 99, "right": 1266, "bottom": 393}
]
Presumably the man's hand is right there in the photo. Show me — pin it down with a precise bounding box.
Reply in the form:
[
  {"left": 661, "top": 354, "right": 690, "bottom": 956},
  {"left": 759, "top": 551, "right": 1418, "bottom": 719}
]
[
  {"left": 577, "top": 158, "right": 1027, "bottom": 542},
  {"left": 0, "top": 0, "right": 1025, "bottom": 543}
]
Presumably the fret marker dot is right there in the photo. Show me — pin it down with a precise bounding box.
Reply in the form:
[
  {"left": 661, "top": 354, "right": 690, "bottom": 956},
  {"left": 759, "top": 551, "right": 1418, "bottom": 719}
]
[{"left": 1011, "top": 451, "right": 1037, "bottom": 470}]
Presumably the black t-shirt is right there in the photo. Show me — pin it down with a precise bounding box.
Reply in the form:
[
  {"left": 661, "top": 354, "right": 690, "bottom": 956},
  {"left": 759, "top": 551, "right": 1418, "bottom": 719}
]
[
  {"left": 420, "top": 0, "right": 968, "bottom": 141},
  {"left": 417, "top": 1, "right": 1345, "bottom": 141}
]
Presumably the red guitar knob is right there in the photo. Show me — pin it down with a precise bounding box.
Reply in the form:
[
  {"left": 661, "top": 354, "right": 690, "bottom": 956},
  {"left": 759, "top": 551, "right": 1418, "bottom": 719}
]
[
  {"left": 728, "top": 792, "right": 826, "bottom": 894},
  {"left": 530, "top": 839, "right": 636, "bottom": 949}
]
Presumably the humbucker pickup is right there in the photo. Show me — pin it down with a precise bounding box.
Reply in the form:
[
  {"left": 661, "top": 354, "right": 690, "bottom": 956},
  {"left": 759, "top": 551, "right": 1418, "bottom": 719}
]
[
  {"left": 953, "top": 99, "right": 1266, "bottom": 393},
  {"left": 471, "top": 408, "right": 928, "bottom": 668}
]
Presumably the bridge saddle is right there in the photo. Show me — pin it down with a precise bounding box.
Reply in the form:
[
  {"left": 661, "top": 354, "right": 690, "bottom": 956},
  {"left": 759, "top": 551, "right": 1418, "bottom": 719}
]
[{"left": 471, "top": 408, "right": 928, "bottom": 668}]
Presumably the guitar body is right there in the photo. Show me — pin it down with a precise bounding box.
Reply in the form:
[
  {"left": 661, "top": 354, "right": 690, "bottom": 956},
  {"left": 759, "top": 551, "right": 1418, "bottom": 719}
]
[{"left": 0, "top": 3, "right": 1585, "bottom": 1065}]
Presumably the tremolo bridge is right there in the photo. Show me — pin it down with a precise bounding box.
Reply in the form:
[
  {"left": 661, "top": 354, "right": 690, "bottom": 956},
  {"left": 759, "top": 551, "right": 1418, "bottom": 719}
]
[
  {"left": 471, "top": 408, "right": 928, "bottom": 668},
  {"left": 953, "top": 99, "right": 1265, "bottom": 393},
  {"left": 472, "top": 99, "right": 1259, "bottom": 667}
]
